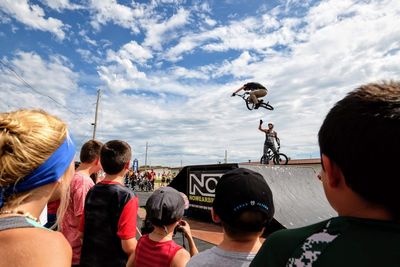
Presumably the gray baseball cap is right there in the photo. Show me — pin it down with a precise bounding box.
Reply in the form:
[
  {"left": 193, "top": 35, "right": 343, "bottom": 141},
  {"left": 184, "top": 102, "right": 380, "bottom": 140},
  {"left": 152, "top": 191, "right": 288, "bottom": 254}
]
[{"left": 145, "top": 186, "right": 185, "bottom": 226}]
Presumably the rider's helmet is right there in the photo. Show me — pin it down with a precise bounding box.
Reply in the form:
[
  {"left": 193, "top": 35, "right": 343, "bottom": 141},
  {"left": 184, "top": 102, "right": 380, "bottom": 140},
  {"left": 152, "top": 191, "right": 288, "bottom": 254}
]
[{"left": 268, "top": 122, "right": 274, "bottom": 127}]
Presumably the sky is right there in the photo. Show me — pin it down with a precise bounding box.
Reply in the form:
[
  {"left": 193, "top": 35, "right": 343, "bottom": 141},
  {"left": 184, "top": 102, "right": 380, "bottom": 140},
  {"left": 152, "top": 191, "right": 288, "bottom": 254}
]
[{"left": 0, "top": 0, "right": 399, "bottom": 167}]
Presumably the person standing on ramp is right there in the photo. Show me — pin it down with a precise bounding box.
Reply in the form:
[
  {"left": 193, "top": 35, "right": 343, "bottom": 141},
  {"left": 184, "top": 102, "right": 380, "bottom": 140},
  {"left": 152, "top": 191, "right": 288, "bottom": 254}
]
[{"left": 259, "top": 120, "right": 280, "bottom": 164}]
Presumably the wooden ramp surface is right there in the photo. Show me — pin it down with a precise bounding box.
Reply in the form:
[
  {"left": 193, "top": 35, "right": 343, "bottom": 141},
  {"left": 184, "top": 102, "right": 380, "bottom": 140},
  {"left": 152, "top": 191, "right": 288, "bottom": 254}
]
[{"left": 239, "top": 164, "right": 336, "bottom": 228}]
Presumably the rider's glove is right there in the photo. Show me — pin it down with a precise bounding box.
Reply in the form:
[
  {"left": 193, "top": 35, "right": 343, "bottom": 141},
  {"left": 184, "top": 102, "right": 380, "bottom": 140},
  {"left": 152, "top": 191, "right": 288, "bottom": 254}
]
[
  {"left": 231, "top": 93, "right": 236, "bottom": 97},
  {"left": 260, "top": 119, "right": 263, "bottom": 124}
]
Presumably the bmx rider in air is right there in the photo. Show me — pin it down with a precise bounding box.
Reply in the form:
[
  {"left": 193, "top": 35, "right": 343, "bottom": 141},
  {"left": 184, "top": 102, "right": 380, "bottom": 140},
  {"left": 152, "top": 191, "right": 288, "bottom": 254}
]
[{"left": 231, "top": 82, "right": 268, "bottom": 109}]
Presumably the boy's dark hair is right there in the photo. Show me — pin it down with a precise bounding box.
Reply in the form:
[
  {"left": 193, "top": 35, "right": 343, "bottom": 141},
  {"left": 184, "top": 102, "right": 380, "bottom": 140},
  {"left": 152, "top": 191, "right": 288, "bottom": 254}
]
[
  {"left": 100, "top": 140, "right": 131, "bottom": 175},
  {"left": 318, "top": 81, "right": 400, "bottom": 218},
  {"left": 221, "top": 211, "right": 270, "bottom": 240},
  {"left": 141, "top": 216, "right": 154, "bottom": 235},
  {"left": 80, "top": 140, "right": 103, "bottom": 163}
]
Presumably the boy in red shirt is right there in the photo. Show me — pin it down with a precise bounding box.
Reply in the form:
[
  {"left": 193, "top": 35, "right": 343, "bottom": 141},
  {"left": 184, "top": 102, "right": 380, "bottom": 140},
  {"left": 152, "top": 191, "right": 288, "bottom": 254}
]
[
  {"left": 128, "top": 187, "right": 198, "bottom": 267},
  {"left": 80, "top": 140, "right": 138, "bottom": 267}
]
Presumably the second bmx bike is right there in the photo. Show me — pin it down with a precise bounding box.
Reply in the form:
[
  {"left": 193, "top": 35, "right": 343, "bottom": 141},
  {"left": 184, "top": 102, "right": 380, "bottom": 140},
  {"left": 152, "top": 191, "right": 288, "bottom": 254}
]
[{"left": 260, "top": 148, "right": 288, "bottom": 165}]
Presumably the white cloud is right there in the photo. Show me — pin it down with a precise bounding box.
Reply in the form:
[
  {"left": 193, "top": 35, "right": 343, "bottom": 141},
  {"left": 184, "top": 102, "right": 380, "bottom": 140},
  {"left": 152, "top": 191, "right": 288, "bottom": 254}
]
[
  {"left": 76, "top": 48, "right": 101, "bottom": 64},
  {"left": 41, "top": 0, "right": 83, "bottom": 11},
  {"left": 192, "top": 1, "right": 212, "bottom": 13},
  {"left": 78, "top": 30, "right": 98, "bottom": 46},
  {"left": 164, "top": 15, "right": 291, "bottom": 61},
  {"left": 164, "top": 35, "right": 203, "bottom": 62},
  {"left": 97, "top": 41, "right": 154, "bottom": 92},
  {"left": 0, "top": 12, "right": 11, "bottom": 23},
  {"left": 97, "top": 59, "right": 147, "bottom": 93},
  {"left": 143, "top": 8, "right": 190, "bottom": 50},
  {"left": 0, "top": 0, "right": 66, "bottom": 39},
  {"left": 106, "top": 41, "right": 153, "bottom": 65},
  {"left": 154, "top": 0, "right": 186, "bottom": 4},
  {"left": 0, "top": 51, "right": 99, "bottom": 149},
  {"left": 206, "top": 51, "right": 256, "bottom": 79},
  {"left": 170, "top": 66, "right": 209, "bottom": 80},
  {"left": 88, "top": 0, "right": 147, "bottom": 33},
  {"left": 0, "top": 52, "right": 78, "bottom": 105},
  {"left": 204, "top": 16, "right": 217, "bottom": 27}
]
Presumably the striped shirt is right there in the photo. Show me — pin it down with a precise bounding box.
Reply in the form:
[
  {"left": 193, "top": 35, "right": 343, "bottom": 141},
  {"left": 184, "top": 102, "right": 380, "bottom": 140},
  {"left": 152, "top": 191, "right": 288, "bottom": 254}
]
[{"left": 134, "top": 234, "right": 182, "bottom": 267}]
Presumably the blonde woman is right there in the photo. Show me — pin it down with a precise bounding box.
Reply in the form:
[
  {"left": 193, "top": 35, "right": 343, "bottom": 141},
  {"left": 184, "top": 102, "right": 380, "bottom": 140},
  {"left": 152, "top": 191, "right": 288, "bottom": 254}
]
[{"left": 0, "top": 109, "right": 75, "bottom": 267}]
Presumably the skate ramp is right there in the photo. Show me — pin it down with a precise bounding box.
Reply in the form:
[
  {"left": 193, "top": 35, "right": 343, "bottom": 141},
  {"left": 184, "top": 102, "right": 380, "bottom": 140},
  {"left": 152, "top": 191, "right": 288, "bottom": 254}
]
[
  {"left": 169, "top": 163, "right": 336, "bottom": 229},
  {"left": 239, "top": 164, "right": 336, "bottom": 228}
]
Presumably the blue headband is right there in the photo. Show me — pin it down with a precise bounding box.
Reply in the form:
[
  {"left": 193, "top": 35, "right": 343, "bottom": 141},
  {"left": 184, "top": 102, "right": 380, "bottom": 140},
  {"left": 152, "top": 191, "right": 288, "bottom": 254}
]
[{"left": 0, "top": 134, "right": 75, "bottom": 208}]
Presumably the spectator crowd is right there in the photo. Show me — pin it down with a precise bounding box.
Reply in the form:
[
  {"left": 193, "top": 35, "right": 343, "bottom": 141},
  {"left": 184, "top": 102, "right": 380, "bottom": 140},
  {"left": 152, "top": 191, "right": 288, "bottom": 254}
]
[{"left": 0, "top": 81, "right": 399, "bottom": 267}]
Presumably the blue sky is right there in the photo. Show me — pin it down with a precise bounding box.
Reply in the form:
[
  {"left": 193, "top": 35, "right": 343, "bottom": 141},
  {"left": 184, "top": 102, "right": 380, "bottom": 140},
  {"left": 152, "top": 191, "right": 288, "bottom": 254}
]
[{"left": 0, "top": 0, "right": 399, "bottom": 167}]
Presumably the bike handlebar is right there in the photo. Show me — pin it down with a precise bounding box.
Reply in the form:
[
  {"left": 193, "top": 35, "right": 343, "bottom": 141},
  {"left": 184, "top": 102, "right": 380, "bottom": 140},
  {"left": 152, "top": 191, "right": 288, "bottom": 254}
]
[{"left": 234, "top": 92, "right": 250, "bottom": 99}]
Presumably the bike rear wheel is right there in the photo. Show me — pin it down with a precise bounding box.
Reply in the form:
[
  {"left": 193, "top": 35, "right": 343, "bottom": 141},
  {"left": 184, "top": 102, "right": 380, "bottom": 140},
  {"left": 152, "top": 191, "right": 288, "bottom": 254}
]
[
  {"left": 260, "top": 102, "right": 274, "bottom": 110},
  {"left": 245, "top": 97, "right": 255, "bottom": 110},
  {"left": 273, "top": 153, "right": 288, "bottom": 165}
]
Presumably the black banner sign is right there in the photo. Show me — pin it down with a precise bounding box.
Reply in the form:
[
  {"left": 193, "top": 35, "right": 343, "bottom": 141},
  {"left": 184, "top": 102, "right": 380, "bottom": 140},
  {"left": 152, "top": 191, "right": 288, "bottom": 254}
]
[{"left": 188, "top": 171, "right": 223, "bottom": 210}]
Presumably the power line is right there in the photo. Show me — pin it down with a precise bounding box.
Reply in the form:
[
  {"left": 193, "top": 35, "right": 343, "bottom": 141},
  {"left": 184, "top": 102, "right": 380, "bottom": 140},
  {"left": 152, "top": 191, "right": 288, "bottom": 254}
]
[
  {"left": 0, "top": 97, "right": 12, "bottom": 110},
  {"left": 0, "top": 59, "right": 108, "bottom": 152},
  {"left": 0, "top": 58, "right": 82, "bottom": 116}
]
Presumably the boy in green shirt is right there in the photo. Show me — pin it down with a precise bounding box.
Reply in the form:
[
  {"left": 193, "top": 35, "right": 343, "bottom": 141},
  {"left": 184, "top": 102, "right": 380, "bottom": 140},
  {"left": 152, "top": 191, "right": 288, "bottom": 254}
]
[{"left": 251, "top": 82, "right": 400, "bottom": 267}]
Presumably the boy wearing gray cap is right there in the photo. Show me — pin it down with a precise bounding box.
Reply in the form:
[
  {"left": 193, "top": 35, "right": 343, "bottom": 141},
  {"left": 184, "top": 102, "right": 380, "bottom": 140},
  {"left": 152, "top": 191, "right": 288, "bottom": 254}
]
[
  {"left": 187, "top": 168, "right": 275, "bottom": 267},
  {"left": 127, "top": 187, "right": 198, "bottom": 267}
]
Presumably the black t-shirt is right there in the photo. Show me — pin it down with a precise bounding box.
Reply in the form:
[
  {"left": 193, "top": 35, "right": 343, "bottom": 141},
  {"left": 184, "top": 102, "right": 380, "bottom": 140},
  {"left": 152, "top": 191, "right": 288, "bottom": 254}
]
[
  {"left": 244, "top": 82, "right": 266, "bottom": 91},
  {"left": 80, "top": 183, "right": 137, "bottom": 267}
]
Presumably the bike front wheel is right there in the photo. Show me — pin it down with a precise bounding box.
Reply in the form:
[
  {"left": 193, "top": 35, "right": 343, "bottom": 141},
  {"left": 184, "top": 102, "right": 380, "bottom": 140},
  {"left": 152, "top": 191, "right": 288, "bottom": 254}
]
[
  {"left": 260, "top": 155, "right": 269, "bottom": 164},
  {"left": 273, "top": 153, "right": 289, "bottom": 165}
]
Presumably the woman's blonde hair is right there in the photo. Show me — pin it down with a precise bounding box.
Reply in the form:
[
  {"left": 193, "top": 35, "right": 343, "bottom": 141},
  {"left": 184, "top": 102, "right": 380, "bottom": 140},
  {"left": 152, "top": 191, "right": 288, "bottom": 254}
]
[{"left": 0, "top": 109, "right": 73, "bottom": 226}]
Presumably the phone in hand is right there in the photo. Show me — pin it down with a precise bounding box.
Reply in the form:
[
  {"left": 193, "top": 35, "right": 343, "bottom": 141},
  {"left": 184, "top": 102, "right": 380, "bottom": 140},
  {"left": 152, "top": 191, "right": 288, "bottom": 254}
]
[{"left": 174, "top": 222, "right": 184, "bottom": 234}]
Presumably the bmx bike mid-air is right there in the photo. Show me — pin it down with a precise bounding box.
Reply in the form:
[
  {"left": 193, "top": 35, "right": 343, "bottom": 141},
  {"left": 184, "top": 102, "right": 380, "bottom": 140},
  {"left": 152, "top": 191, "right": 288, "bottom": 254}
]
[{"left": 235, "top": 92, "right": 274, "bottom": 111}]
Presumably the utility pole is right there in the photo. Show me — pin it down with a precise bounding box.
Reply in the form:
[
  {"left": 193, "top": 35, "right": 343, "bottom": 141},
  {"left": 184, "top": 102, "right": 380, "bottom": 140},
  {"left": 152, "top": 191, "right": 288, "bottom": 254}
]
[
  {"left": 92, "top": 89, "right": 101, "bottom": 140},
  {"left": 144, "top": 142, "right": 148, "bottom": 171},
  {"left": 224, "top": 150, "right": 227, "bottom": 163}
]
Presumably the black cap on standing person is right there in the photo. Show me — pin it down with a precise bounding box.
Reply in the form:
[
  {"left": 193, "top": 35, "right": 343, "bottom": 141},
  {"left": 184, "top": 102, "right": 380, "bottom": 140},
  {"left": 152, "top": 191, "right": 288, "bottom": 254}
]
[{"left": 213, "top": 168, "right": 274, "bottom": 233}]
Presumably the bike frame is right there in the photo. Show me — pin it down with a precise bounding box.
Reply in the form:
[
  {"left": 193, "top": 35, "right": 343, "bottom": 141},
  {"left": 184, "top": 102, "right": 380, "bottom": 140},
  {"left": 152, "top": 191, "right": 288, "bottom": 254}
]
[
  {"left": 235, "top": 92, "right": 274, "bottom": 111},
  {"left": 265, "top": 148, "right": 279, "bottom": 160}
]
